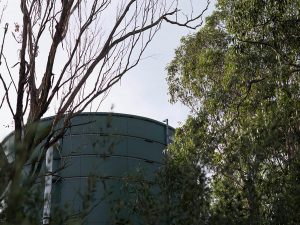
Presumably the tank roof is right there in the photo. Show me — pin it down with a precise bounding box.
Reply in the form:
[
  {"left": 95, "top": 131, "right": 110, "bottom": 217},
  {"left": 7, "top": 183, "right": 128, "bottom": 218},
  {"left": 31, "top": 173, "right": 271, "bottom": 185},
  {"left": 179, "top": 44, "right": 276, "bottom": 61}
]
[{"left": 1, "top": 112, "right": 175, "bottom": 143}]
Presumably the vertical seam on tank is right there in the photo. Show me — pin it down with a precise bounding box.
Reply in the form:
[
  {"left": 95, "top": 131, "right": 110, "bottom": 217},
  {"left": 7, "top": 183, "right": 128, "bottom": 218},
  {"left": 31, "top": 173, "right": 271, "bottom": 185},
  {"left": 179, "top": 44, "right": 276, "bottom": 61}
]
[{"left": 126, "top": 117, "right": 128, "bottom": 173}]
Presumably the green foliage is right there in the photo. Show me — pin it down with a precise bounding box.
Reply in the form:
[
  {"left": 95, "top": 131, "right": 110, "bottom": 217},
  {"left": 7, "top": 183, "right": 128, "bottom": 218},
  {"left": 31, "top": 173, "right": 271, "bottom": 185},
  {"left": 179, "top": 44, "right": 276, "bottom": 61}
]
[
  {"left": 161, "top": 0, "right": 300, "bottom": 224},
  {"left": 112, "top": 161, "right": 210, "bottom": 225}
]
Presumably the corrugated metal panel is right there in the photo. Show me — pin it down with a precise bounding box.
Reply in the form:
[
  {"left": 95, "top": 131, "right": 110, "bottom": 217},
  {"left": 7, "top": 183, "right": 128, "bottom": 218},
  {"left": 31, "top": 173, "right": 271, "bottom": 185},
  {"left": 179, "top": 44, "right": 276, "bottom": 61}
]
[{"left": 51, "top": 113, "right": 174, "bottom": 224}]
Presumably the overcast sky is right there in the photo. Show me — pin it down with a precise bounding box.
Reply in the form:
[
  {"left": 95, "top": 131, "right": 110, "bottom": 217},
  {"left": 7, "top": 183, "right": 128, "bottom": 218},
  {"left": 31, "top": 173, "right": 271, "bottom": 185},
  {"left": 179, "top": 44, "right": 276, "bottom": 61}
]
[{"left": 0, "top": 1, "right": 216, "bottom": 140}]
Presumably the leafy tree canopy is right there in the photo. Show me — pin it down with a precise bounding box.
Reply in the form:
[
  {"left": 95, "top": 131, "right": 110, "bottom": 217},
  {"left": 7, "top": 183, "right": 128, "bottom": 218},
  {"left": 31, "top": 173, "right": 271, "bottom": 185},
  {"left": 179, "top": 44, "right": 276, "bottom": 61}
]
[{"left": 135, "top": 0, "right": 300, "bottom": 224}]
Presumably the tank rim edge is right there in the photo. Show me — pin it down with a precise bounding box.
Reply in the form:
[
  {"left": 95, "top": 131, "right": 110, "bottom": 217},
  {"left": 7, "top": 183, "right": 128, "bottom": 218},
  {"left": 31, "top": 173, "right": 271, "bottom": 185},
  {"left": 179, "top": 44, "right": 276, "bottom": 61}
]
[{"left": 1, "top": 112, "right": 175, "bottom": 144}]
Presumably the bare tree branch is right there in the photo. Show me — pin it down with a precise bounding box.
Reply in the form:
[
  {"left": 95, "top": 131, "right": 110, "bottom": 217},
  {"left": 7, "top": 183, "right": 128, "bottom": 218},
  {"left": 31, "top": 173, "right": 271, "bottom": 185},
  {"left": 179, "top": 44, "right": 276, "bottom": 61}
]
[{"left": 0, "top": 1, "right": 210, "bottom": 222}]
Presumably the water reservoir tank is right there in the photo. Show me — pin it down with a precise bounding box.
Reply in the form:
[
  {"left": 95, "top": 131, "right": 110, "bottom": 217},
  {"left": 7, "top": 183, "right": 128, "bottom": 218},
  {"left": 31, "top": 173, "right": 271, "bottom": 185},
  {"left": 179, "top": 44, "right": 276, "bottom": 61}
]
[{"left": 42, "top": 113, "right": 174, "bottom": 224}]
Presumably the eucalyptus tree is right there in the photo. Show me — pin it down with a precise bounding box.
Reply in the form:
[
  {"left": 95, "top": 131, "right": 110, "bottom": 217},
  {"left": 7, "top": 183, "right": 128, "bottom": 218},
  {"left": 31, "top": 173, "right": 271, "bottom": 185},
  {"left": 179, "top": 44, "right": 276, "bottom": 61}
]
[{"left": 164, "top": 1, "right": 300, "bottom": 224}]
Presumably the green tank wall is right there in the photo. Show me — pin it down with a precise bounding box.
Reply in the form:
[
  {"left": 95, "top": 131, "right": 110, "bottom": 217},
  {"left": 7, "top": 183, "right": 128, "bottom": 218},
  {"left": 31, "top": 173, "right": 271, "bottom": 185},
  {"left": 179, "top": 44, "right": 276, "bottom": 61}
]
[{"left": 48, "top": 113, "right": 174, "bottom": 224}]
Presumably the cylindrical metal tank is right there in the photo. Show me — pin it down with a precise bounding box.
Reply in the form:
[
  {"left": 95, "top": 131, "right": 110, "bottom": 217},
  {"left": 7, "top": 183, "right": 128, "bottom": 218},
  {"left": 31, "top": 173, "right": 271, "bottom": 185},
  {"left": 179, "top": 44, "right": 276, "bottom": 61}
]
[
  {"left": 46, "top": 113, "right": 174, "bottom": 224},
  {"left": 1, "top": 113, "right": 174, "bottom": 224}
]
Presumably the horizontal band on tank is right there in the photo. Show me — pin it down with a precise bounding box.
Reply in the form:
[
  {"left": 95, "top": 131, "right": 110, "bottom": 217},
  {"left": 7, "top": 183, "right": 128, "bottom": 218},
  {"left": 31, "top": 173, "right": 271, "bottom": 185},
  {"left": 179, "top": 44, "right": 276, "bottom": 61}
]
[
  {"left": 24, "top": 154, "right": 165, "bottom": 167},
  {"left": 61, "top": 132, "right": 167, "bottom": 146},
  {"left": 53, "top": 154, "right": 164, "bottom": 165},
  {"left": 50, "top": 175, "right": 156, "bottom": 184}
]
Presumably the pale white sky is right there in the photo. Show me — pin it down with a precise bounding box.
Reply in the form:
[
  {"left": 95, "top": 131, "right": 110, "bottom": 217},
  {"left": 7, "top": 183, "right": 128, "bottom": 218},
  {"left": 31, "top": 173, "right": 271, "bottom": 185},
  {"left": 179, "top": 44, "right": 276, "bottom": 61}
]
[{"left": 0, "top": 1, "right": 216, "bottom": 140}]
